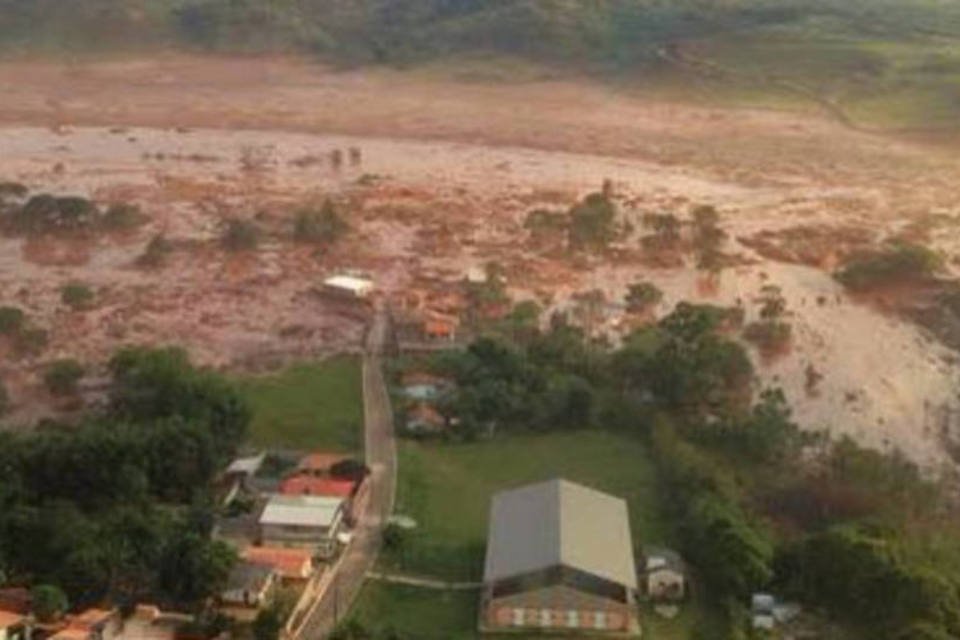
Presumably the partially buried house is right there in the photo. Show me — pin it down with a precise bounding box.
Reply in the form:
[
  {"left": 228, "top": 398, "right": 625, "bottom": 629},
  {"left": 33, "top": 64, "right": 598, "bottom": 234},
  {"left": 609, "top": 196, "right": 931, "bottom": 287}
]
[{"left": 480, "top": 479, "right": 640, "bottom": 635}]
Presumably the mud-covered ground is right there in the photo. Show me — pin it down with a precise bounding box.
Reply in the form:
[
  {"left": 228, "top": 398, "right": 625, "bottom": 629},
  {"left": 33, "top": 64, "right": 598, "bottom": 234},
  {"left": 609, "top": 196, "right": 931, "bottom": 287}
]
[{"left": 1, "top": 55, "right": 959, "bottom": 471}]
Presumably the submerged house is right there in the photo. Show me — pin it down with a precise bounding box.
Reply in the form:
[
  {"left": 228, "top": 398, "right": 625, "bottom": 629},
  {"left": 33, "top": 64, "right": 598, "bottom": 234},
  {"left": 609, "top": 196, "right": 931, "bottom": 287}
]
[{"left": 480, "top": 479, "right": 640, "bottom": 635}]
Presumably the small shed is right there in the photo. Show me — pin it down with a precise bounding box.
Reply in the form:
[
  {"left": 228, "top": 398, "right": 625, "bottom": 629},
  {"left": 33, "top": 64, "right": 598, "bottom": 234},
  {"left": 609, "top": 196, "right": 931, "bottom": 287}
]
[
  {"left": 323, "top": 275, "right": 375, "bottom": 300},
  {"left": 221, "top": 562, "right": 278, "bottom": 610},
  {"left": 642, "top": 547, "right": 686, "bottom": 602}
]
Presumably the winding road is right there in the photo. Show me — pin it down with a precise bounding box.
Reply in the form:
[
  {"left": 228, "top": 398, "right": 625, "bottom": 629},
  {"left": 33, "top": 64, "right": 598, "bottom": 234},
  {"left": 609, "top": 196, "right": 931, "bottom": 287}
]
[{"left": 297, "top": 307, "right": 397, "bottom": 638}]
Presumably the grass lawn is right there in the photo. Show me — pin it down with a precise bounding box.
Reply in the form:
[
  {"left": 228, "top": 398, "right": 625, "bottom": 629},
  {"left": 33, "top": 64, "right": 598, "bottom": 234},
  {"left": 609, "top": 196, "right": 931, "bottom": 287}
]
[
  {"left": 237, "top": 355, "right": 363, "bottom": 452},
  {"left": 351, "top": 582, "right": 480, "bottom": 640}
]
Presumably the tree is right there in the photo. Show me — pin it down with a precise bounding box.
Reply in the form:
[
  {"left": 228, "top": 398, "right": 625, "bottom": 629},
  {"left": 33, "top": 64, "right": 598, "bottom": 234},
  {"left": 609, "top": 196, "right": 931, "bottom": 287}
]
[
  {"left": 253, "top": 607, "right": 283, "bottom": 640},
  {"left": 568, "top": 191, "right": 617, "bottom": 251},
  {"left": 109, "top": 346, "right": 251, "bottom": 452},
  {"left": 0, "top": 306, "right": 25, "bottom": 336},
  {"left": 31, "top": 584, "right": 68, "bottom": 623},
  {"left": 158, "top": 532, "right": 236, "bottom": 607},
  {"left": 44, "top": 359, "right": 85, "bottom": 396},
  {"left": 625, "top": 281, "right": 663, "bottom": 314},
  {"left": 691, "top": 205, "right": 726, "bottom": 273},
  {"left": 61, "top": 282, "right": 95, "bottom": 311},
  {"left": 641, "top": 212, "right": 681, "bottom": 250},
  {"left": 0, "top": 379, "right": 8, "bottom": 416}
]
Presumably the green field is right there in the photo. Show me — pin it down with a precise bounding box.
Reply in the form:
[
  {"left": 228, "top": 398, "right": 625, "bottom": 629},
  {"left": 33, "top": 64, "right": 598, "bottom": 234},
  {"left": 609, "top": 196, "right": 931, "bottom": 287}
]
[{"left": 237, "top": 356, "right": 363, "bottom": 451}]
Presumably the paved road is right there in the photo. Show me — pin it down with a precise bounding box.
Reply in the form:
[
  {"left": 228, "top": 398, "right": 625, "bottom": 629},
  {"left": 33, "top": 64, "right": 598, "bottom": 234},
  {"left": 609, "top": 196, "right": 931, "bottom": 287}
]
[{"left": 298, "top": 307, "right": 397, "bottom": 638}]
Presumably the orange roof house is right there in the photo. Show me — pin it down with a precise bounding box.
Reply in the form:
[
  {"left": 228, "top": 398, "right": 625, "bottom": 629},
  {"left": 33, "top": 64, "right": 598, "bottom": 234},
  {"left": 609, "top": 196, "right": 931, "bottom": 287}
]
[
  {"left": 279, "top": 476, "right": 355, "bottom": 498},
  {"left": 0, "top": 610, "right": 24, "bottom": 632},
  {"left": 296, "top": 452, "right": 350, "bottom": 476},
  {"left": 0, "top": 588, "right": 30, "bottom": 615},
  {"left": 243, "top": 547, "right": 314, "bottom": 580},
  {"left": 405, "top": 403, "right": 447, "bottom": 434}
]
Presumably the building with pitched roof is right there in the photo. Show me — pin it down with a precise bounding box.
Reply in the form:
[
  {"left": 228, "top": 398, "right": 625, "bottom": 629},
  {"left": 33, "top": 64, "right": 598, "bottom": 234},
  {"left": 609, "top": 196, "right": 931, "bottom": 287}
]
[
  {"left": 258, "top": 494, "right": 345, "bottom": 556},
  {"left": 480, "top": 479, "right": 639, "bottom": 635}
]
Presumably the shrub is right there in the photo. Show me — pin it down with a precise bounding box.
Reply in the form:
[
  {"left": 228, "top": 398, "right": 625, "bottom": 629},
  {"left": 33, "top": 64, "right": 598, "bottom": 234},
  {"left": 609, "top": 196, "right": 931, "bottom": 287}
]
[
  {"left": 44, "top": 359, "right": 85, "bottom": 396},
  {"left": 31, "top": 584, "right": 68, "bottom": 623},
  {"left": 0, "top": 306, "right": 25, "bottom": 335},
  {"left": 0, "top": 181, "right": 28, "bottom": 200},
  {"left": 15, "top": 327, "right": 48, "bottom": 357},
  {"left": 61, "top": 282, "right": 95, "bottom": 310},
  {"left": 0, "top": 379, "right": 9, "bottom": 416},
  {"left": 101, "top": 202, "right": 146, "bottom": 230},
  {"left": 293, "top": 199, "right": 348, "bottom": 244},
  {"left": 625, "top": 281, "right": 663, "bottom": 313},
  {"left": 137, "top": 233, "right": 174, "bottom": 268},
  {"left": 12, "top": 194, "right": 100, "bottom": 233},
  {"left": 836, "top": 241, "right": 943, "bottom": 290},
  {"left": 221, "top": 217, "right": 259, "bottom": 251}
]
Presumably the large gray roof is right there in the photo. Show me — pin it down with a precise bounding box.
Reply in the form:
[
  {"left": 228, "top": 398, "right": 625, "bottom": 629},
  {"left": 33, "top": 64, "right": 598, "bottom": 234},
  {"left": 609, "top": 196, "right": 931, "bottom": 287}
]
[{"left": 483, "top": 479, "right": 637, "bottom": 590}]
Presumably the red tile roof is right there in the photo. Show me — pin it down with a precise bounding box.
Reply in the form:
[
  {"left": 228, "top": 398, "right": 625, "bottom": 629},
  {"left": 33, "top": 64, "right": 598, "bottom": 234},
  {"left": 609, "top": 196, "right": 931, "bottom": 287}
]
[
  {"left": 279, "top": 475, "right": 355, "bottom": 498},
  {"left": 0, "top": 610, "right": 23, "bottom": 629},
  {"left": 0, "top": 588, "right": 30, "bottom": 615},
  {"left": 243, "top": 547, "right": 314, "bottom": 579}
]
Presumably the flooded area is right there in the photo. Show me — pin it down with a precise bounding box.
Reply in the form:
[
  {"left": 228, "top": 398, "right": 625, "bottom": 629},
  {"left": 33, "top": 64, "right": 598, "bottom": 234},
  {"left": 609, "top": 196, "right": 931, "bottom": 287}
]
[{"left": 1, "top": 121, "right": 959, "bottom": 469}]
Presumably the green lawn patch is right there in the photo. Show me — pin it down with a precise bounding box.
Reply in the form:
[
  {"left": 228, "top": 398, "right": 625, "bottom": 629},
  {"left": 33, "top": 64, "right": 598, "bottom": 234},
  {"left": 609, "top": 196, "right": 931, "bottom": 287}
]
[
  {"left": 351, "top": 583, "right": 479, "bottom": 640},
  {"left": 237, "top": 356, "right": 363, "bottom": 451}
]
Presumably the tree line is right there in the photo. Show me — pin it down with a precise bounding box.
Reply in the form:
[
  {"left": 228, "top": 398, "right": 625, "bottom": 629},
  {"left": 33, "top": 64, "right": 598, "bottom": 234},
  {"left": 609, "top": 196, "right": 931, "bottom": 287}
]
[{"left": 0, "top": 346, "right": 249, "bottom": 616}]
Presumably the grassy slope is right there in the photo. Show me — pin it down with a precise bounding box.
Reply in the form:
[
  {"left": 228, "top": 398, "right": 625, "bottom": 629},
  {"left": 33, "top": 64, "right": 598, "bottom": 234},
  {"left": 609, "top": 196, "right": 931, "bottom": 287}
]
[
  {"left": 237, "top": 355, "right": 363, "bottom": 452},
  {"left": 354, "top": 429, "right": 709, "bottom": 639},
  {"left": 2, "top": 1, "right": 959, "bottom": 131}
]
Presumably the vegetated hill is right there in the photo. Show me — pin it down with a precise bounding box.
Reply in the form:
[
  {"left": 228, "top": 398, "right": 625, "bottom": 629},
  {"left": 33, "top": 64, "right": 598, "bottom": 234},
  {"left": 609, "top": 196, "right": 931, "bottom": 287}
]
[{"left": 1, "top": 0, "right": 960, "bottom": 130}]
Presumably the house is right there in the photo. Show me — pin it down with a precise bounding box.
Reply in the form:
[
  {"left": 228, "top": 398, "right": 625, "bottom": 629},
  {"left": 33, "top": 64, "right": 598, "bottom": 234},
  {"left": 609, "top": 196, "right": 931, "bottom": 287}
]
[
  {"left": 480, "top": 479, "right": 640, "bottom": 635},
  {"left": 296, "top": 452, "right": 350, "bottom": 477},
  {"left": 220, "top": 452, "right": 266, "bottom": 505},
  {"left": 221, "top": 562, "right": 278, "bottom": 618},
  {"left": 225, "top": 453, "right": 266, "bottom": 480},
  {"left": 642, "top": 547, "right": 686, "bottom": 602},
  {"left": 243, "top": 547, "right": 315, "bottom": 581},
  {"left": 400, "top": 372, "right": 450, "bottom": 401},
  {"left": 404, "top": 402, "right": 446, "bottom": 435},
  {"left": 50, "top": 609, "right": 120, "bottom": 640},
  {"left": 322, "top": 275, "right": 375, "bottom": 300},
  {"left": 752, "top": 593, "right": 776, "bottom": 631},
  {"left": 278, "top": 475, "right": 355, "bottom": 499},
  {"left": 258, "top": 494, "right": 345, "bottom": 556},
  {"left": 0, "top": 611, "right": 26, "bottom": 640}
]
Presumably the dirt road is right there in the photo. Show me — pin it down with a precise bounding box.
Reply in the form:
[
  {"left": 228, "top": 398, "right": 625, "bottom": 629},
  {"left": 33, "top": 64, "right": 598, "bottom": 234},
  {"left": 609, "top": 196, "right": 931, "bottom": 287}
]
[{"left": 298, "top": 307, "right": 396, "bottom": 638}]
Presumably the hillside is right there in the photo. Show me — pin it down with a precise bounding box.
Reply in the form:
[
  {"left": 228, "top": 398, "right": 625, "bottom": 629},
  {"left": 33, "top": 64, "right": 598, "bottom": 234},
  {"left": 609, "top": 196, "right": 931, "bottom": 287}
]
[{"left": 2, "top": 0, "right": 960, "bottom": 132}]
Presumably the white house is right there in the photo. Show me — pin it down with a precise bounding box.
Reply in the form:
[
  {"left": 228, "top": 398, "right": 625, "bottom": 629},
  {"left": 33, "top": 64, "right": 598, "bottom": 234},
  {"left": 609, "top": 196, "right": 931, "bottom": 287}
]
[
  {"left": 258, "top": 494, "right": 345, "bottom": 556},
  {"left": 323, "top": 275, "right": 375, "bottom": 300}
]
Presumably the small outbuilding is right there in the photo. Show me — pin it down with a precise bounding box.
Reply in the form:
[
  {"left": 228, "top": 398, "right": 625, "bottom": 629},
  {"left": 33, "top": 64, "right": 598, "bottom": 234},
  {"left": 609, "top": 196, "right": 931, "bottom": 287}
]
[
  {"left": 642, "top": 546, "right": 686, "bottom": 602},
  {"left": 322, "top": 275, "right": 375, "bottom": 300}
]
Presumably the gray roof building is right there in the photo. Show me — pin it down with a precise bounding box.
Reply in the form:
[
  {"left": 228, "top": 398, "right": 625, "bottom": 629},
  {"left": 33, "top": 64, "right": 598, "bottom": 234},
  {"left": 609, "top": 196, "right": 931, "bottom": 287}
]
[{"left": 483, "top": 478, "right": 637, "bottom": 590}]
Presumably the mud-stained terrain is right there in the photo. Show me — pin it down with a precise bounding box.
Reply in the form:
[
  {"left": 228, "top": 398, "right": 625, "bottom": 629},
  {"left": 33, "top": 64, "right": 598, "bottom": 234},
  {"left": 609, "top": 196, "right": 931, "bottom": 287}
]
[{"left": 2, "top": 56, "right": 960, "bottom": 470}]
